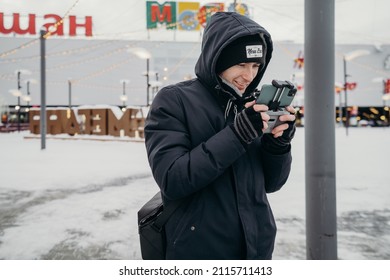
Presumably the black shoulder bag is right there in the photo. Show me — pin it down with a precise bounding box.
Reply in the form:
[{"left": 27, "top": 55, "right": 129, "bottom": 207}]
[{"left": 137, "top": 191, "right": 184, "bottom": 260}]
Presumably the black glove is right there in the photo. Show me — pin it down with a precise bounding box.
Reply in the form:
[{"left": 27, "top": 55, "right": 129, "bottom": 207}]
[
  {"left": 262, "top": 120, "right": 296, "bottom": 154},
  {"left": 231, "top": 106, "right": 264, "bottom": 144}
]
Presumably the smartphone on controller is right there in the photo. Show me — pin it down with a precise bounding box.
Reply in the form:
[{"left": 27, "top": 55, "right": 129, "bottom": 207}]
[
  {"left": 255, "top": 79, "right": 297, "bottom": 133},
  {"left": 255, "top": 80, "right": 296, "bottom": 109}
]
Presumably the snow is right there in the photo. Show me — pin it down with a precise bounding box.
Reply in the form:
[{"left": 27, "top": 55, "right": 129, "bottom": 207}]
[{"left": 0, "top": 127, "right": 389, "bottom": 260}]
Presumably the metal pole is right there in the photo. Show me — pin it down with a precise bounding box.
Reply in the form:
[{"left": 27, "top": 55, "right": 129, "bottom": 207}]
[
  {"left": 343, "top": 57, "right": 348, "bottom": 135},
  {"left": 304, "top": 0, "right": 337, "bottom": 259},
  {"left": 386, "top": 80, "right": 390, "bottom": 126},
  {"left": 40, "top": 29, "right": 47, "bottom": 150},
  {"left": 338, "top": 89, "right": 342, "bottom": 126},
  {"left": 26, "top": 81, "right": 30, "bottom": 122},
  {"left": 122, "top": 81, "right": 126, "bottom": 107},
  {"left": 17, "top": 71, "right": 21, "bottom": 132},
  {"left": 68, "top": 80, "right": 72, "bottom": 110},
  {"left": 386, "top": 80, "right": 389, "bottom": 125},
  {"left": 146, "top": 58, "right": 150, "bottom": 106},
  {"left": 155, "top": 72, "right": 159, "bottom": 98}
]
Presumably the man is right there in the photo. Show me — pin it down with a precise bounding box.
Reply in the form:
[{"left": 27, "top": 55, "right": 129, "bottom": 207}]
[{"left": 144, "top": 12, "right": 296, "bottom": 259}]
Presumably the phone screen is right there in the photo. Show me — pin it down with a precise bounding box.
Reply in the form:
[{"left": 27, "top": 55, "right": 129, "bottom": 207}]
[{"left": 256, "top": 81, "right": 296, "bottom": 108}]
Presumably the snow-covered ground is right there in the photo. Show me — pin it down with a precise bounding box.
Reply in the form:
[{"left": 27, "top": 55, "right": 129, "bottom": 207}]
[{"left": 0, "top": 127, "right": 389, "bottom": 260}]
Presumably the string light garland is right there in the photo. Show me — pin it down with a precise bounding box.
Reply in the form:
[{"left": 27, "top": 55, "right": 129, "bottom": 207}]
[
  {"left": 72, "top": 56, "right": 135, "bottom": 83},
  {"left": 45, "top": 43, "right": 138, "bottom": 72},
  {"left": 0, "top": 39, "right": 39, "bottom": 59},
  {"left": 336, "top": 51, "right": 389, "bottom": 77},
  {"left": 0, "top": 0, "right": 81, "bottom": 59},
  {"left": 43, "top": 0, "right": 81, "bottom": 39},
  {"left": 165, "top": 41, "right": 200, "bottom": 78},
  {"left": 0, "top": 40, "right": 123, "bottom": 64}
]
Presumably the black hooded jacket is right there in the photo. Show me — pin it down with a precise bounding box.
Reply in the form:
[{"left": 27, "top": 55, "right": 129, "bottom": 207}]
[{"left": 144, "top": 12, "right": 292, "bottom": 259}]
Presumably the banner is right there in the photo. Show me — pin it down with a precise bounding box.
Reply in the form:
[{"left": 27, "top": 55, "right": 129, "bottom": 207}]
[
  {"left": 385, "top": 79, "right": 390, "bottom": 94},
  {"left": 178, "top": 2, "right": 200, "bottom": 31},
  {"left": 146, "top": 1, "right": 250, "bottom": 30},
  {"left": 0, "top": 13, "right": 93, "bottom": 37}
]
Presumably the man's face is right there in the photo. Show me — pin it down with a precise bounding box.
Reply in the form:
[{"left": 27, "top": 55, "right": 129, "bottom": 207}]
[{"left": 219, "top": 62, "right": 260, "bottom": 94}]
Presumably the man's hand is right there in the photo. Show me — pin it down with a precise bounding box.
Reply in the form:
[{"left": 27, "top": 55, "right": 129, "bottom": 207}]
[
  {"left": 261, "top": 105, "right": 296, "bottom": 154},
  {"left": 244, "top": 100, "right": 270, "bottom": 133},
  {"left": 231, "top": 101, "right": 270, "bottom": 144},
  {"left": 268, "top": 106, "right": 296, "bottom": 138}
]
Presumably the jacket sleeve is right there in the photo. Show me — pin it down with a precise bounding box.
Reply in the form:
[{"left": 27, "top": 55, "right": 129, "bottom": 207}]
[
  {"left": 145, "top": 87, "right": 246, "bottom": 200},
  {"left": 259, "top": 144, "right": 292, "bottom": 193}
]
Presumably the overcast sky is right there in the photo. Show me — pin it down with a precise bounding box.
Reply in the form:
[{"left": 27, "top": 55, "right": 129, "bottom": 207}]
[{"left": 0, "top": 0, "right": 389, "bottom": 44}]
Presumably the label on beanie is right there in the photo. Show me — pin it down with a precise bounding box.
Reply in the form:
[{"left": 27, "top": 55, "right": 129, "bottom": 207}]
[{"left": 246, "top": 45, "right": 263, "bottom": 58}]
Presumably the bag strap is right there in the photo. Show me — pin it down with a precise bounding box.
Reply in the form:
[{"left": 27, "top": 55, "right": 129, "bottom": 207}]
[{"left": 153, "top": 193, "right": 187, "bottom": 232}]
